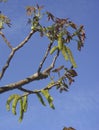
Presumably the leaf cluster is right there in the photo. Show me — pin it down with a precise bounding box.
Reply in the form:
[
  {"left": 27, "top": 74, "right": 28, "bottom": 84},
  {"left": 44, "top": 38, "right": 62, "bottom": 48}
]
[
  {"left": 26, "top": 5, "right": 85, "bottom": 68},
  {"left": 26, "top": 5, "right": 85, "bottom": 49},
  {"left": 0, "top": 12, "right": 11, "bottom": 30},
  {"left": 52, "top": 66, "right": 78, "bottom": 93}
]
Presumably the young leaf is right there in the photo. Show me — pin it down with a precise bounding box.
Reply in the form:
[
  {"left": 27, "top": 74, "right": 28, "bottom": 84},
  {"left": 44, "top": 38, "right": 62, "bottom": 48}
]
[
  {"left": 46, "top": 12, "right": 55, "bottom": 21},
  {"left": 26, "top": 6, "right": 35, "bottom": 16},
  {"left": 36, "top": 93, "right": 46, "bottom": 106},
  {"left": 69, "top": 21, "right": 77, "bottom": 29},
  {"left": 67, "top": 69, "right": 78, "bottom": 77},
  {"left": 77, "top": 40, "right": 83, "bottom": 51},
  {"left": 41, "top": 90, "right": 55, "bottom": 109},
  {"left": 0, "top": 13, "right": 11, "bottom": 28}
]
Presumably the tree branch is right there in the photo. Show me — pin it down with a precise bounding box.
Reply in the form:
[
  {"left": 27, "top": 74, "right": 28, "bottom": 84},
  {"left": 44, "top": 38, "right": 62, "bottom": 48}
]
[
  {"left": 14, "top": 30, "right": 36, "bottom": 51},
  {"left": 0, "top": 30, "right": 36, "bottom": 80},
  {"left": 0, "top": 72, "right": 48, "bottom": 94},
  {"left": 0, "top": 49, "right": 15, "bottom": 79},
  {"left": 0, "top": 49, "right": 59, "bottom": 94},
  {"left": 43, "top": 49, "right": 59, "bottom": 74},
  {"left": 18, "top": 87, "right": 34, "bottom": 94},
  {"left": 18, "top": 81, "right": 59, "bottom": 96},
  {"left": 0, "top": 31, "right": 13, "bottom": 49},
  {"left": 37, "top": 41, "right": 53, "bottom": 73}
]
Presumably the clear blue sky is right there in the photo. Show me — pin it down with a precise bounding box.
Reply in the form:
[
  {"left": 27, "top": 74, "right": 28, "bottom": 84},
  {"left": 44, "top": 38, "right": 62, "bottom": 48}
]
[{"left": 0, "top": 0, "right": 99, "bottom": 130}]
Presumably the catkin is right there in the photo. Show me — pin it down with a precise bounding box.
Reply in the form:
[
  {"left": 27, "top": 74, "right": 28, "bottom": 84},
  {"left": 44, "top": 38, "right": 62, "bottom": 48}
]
[
  {"left": 12, "top": 95, "right": 20, "bottom": 115},
  {"left": 61, "top": 45, "right": 69, "bottom": 61},
  {"left": 6, "top": 94, "right": 17, "bottom": 111},
  {"left": 66, "top": 47, "right": 77, "bottom": 68},
  {"left": 19, "top": 99, "right": 24, "bottom": 122},
  {"left": 50, "top": 46, "right": 59, "bottom": 54},
  {"left": 57, "top": 33, "right": 63, "bottom": 50},
  {"left": 22, "top": 96, "right": 28, "bottom": 112}
]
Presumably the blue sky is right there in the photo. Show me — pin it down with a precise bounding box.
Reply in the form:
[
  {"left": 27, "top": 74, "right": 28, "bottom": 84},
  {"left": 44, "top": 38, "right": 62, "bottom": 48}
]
[{"left": 0, "top": 0, "right": 99, "bottom": 130}]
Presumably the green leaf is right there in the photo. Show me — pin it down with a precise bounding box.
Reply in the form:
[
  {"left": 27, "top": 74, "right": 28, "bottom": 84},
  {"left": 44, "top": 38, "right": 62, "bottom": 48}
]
[
  {"left": 36, "top": 93, "right": 46, "bottom": 106},
  {"left": 41, "top": 90, "right": 55, "bottom": 109}
]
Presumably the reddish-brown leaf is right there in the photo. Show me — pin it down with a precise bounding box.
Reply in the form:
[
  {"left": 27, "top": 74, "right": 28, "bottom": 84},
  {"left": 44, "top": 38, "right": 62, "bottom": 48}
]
[{"left": 26, "top": 6, "right": 35, "bottom": 16}]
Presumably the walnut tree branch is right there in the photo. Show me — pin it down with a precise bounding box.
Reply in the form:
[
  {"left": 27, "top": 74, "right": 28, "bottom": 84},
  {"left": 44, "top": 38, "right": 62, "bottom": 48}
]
[
  {"left": 14, "top": 30, "right": 36, "bottom": 51},
  {"left": 0, "top": 50, "right": 59, "bottom": 94},
  {"left": 0, "top": 72, "right": 48, "bottom": 94},
  {"left": 0, "top": 31, "right": 13, "bottom": 49},
  {"left": 18, "top": 87, "right": 34, "bottom": 94},
  {"left": 18, "top": 81, "right": 60, "bottom": 97},
  {"left": 43, "top": 49, "right": 59, "bottom": 74},
  {"left": 0, "top": 30, "right": 36, "bottom": 80},
  {"left": 37, "top": 41, "right": 53, "bottom": 73},
  {"left": 0, "top": 49, "right": 15, "bottom": 79}
]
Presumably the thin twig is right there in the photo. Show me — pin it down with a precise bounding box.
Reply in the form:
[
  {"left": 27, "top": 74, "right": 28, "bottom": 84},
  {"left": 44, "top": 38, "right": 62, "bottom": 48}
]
[
  {"left": 0, "top": 49, "right": 15, "bottom": 79},
  {"left": 37, "top": 41, "right": 53, "bottom": 73},
  {"left": 43, "top": 49, "right": 59, "bottom": 74},
  {"left": 15, "top": 30, "right": 36, "bottom": 51},
  {"left": 0, "top": 30, "right": 36, "bottom": 80},
  {"left": 0, "top": 31, "right": 13, "bottom": 49},
  {"left": 18, "top": 87, "right": 34, "bottom": 93},
  {"left": 18, "top": 81, "right": 60, "bottom": 97}
]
